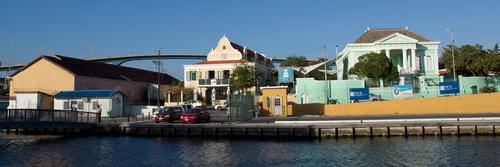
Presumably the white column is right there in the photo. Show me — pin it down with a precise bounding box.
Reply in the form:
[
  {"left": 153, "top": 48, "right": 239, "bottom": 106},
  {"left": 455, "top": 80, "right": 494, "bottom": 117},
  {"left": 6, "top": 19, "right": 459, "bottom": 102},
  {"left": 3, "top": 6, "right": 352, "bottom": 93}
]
[
  {"left": 167, "top": 93, "right": 171, "bottom": 103},
  {"left": 385, "top": 49, "right": 390, "bottom": 58},
  {"left": 413, "top": 49, "right": 418, "bottom": 71},
  {"left": 180, "top": 91, "right": 184, "bottom": 103},
  {"left": 402, "top": 49, "right": 407, "bottom": 74},
  {"left": 412, "top": 49, "right": 417, "bottom": 72}
]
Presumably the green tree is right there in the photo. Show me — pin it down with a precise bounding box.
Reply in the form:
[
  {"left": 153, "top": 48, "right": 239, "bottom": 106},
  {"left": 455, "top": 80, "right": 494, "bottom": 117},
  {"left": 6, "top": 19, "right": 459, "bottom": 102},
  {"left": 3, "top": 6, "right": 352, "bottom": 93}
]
[
  {"left": 348, "top": 52, "right": 399, "bottom": 82},
  {"left": 484, "top": 44, "right": 500, "bottom": 74},
  {"left": 441, "top": 44, "right": 490, "bottom": 76},
  {"left": 163, "top": 81, "right": 194, "bottom": 103},
  {"left": 229, "top": 63, "right": 261, "bottom": 93},
  {"left": 280, "top": 55, "right": 309, "bottom": 67},
  {"left": 480, "top": 86, "right": 498, "bottom": 93},
  {"left": 0, "top": 87, "right": 7, "bottom": 96}
]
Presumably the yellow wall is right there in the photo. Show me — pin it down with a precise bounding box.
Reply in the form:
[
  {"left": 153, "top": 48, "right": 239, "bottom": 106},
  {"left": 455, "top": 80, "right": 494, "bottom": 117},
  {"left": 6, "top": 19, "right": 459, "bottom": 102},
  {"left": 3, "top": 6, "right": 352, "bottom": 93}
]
[
  {"left": 260, "top": 87, "right": 288, "bottom": 116},
  {"left": 325, "top": 93, "right": 500, "bottom": 116},
  {"left": 10, "top": 58, "right": 75, "bottom": 97},
  {"left": 287, "top": 93, "right": 500, "bottom": 116},
  {"left": 39, "top": 93, "right": 54, "bottom": 109}
]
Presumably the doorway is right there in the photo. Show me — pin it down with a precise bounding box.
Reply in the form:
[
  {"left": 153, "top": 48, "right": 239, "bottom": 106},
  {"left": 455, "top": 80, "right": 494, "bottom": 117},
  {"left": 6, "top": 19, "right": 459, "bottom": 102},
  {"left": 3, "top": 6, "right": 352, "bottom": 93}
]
[
  {"left": 471, "top": 86, "right": 478, "bottom": 94},
  {"left": 205, "top": 88, "right": 212, "bottom": 106},
  {"left": 273, "top": 96, "right": 283, "bottom": 116}
]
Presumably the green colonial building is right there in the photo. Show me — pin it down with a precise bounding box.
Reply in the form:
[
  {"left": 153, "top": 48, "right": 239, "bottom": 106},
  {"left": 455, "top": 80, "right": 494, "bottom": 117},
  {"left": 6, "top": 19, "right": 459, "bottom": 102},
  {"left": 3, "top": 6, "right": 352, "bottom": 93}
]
[
  {"left": 293, "top": 27, "right": 500, "bottom": 104},
  {"left": 336, "top": 27, "right": 440, "bottom": 82}
]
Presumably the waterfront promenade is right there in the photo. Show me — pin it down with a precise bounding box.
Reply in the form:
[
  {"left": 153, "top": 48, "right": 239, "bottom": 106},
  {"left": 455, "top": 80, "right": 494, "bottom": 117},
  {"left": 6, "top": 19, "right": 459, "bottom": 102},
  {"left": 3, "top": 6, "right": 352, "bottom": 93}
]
[
  {"left": 90, "top": 111, "right": 500, "bottom": 139},
  {"left": 3, "top": 109, "right": 500, "bottom": 139}
]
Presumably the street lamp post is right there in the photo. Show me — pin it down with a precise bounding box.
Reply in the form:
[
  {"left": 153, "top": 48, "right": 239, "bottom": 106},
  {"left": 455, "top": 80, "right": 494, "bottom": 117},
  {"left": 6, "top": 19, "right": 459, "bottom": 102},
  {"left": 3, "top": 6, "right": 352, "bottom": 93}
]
[
  {"left": 157, "top": 46, "right": 166, "bottom": 113},
  {"left": 447, "top": 28, "right": 457, "bottom": 81},
  {"left": 323, "top": 45, "right": 328, "bottom": 104}
]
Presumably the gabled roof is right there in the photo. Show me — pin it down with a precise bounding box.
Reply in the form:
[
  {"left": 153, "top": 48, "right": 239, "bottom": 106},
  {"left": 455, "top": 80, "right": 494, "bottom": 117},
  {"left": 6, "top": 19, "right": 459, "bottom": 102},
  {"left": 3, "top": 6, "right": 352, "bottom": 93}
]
[
  {"left": 11, "top": 55, "right": 178, "bottom": 84},
  {"left": 230, "top": 42, "right": 267, "bottom": 63},
  {"left": 194, "top": 41, "right": 273, "bottom": 66},
  {"left": 354, "top": 28, "right": 430, "bottom": 43},
  {"left": 54, "top": 90, "right": 122, "bottom": 99}
]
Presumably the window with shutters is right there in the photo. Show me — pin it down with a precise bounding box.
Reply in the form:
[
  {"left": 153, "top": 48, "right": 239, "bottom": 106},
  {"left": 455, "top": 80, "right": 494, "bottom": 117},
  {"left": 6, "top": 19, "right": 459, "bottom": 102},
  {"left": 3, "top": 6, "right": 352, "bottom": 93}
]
[{"left": 190, "top": 71, "right": 197, "bottom": 80}]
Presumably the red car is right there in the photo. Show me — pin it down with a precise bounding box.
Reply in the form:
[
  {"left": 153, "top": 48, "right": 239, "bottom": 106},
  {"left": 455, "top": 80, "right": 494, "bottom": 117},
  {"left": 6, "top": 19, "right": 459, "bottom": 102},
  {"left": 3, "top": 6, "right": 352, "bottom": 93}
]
[
  {"left": 180, "top": 108, "right": 210, "bottom": 123},
  {"left": 154, "top": 106, "right": 185, "bottom": 123}
]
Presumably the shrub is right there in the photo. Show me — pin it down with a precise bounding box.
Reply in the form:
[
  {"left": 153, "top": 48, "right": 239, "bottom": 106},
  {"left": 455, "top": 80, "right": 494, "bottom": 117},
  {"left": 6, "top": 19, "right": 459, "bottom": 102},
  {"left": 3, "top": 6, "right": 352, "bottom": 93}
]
[{"left": 479, "top": 86, "right": 498, "bottom": 93}]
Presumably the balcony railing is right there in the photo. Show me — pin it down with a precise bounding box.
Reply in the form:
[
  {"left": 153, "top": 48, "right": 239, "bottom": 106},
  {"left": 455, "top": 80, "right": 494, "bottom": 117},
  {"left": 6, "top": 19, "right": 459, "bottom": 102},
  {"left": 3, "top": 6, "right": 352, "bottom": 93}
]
[{"left": 198, "top": 78, "right": 229, "bottom": 86}]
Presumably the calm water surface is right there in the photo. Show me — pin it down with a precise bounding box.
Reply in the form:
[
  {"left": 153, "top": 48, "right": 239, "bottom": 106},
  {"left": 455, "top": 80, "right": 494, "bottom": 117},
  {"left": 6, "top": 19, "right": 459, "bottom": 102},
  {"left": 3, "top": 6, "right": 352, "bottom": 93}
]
[{"left": 0, "top": 134, "right": 499, "bottom": 167}]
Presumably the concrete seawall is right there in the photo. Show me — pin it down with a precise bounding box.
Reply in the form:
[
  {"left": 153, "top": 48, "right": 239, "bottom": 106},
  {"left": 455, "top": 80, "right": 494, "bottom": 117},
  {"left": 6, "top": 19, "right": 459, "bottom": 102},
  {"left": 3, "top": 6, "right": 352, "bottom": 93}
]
[{"left": 86, "top": 121, "right": 500, "bottom": 139}]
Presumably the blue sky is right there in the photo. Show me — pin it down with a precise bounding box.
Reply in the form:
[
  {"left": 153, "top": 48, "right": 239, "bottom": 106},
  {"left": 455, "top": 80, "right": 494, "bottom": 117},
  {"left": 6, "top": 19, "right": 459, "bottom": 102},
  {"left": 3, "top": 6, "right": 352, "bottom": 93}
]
[{"left": 1, "top": 0, "right": 499, "bottom": 79}]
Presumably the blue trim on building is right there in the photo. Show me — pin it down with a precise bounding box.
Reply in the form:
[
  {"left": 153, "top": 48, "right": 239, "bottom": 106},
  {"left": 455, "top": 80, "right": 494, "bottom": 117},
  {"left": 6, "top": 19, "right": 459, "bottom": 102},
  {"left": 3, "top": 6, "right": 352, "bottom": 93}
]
[{"left": 53, "top": 90, "right": 121, "bottom": 99}]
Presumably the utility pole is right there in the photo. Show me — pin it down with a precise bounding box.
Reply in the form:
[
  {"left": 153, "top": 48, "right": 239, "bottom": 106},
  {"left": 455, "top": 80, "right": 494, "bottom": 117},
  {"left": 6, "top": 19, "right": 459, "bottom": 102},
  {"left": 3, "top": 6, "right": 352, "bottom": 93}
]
[
  {"left": 157, "top": 46, "right": 166, "bottom": 113},
  {"left": 323, "top": 45, "right": 328, "bottom": 104},
  {"left": 447, "top": 28, "right": 457, "bottom": 81}
]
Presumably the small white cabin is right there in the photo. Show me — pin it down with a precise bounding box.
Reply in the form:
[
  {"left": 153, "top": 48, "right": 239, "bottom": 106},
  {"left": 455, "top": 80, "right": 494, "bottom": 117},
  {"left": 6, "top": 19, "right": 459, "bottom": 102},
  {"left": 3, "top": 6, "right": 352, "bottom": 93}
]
[{"left": 53, "top": 90, "right": 124, "bottom": 117}]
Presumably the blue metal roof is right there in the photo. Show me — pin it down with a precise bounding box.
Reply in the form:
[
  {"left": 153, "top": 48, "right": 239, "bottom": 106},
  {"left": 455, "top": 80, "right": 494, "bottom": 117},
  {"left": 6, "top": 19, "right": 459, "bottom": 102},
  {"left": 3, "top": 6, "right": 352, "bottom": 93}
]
[{"left": 53, "top": 90, "right": 121, "bottom": 99}]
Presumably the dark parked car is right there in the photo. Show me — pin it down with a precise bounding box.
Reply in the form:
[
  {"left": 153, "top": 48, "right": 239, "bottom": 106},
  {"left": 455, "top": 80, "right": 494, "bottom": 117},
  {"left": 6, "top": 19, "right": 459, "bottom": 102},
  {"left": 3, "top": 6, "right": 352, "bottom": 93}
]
[
  {"left": 154, "top": 106, "right": 185, "bottom": 123},
  {"left": 180, "top": 108, "right": 210, "bottom": 123}
]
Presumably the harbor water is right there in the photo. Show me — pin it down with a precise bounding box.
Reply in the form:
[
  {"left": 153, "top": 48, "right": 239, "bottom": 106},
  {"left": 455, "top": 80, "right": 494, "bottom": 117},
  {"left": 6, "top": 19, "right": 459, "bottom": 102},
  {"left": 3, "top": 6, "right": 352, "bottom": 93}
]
[{"left": 1, "top": 134, "right": 499, "bottom": 166}]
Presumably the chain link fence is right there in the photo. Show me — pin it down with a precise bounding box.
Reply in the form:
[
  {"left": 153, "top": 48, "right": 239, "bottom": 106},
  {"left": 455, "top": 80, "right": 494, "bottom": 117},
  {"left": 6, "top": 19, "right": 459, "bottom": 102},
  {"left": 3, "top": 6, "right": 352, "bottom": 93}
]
[{"left": 227, "top": 94, "right": 256, "bottom": 122}]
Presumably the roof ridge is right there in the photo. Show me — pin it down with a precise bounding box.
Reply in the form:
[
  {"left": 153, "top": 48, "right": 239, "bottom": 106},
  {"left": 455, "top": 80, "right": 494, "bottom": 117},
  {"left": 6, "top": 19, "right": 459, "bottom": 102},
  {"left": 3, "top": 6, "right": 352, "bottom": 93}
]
[
  {"left": 369, "top": 27, "right": 408, "bottom": 31},
  {"left": 53, "top": 55, "right": 175, "bottom": 78},
  {"left": 354, "top": 28, "right": 430, "bottom": 43}
]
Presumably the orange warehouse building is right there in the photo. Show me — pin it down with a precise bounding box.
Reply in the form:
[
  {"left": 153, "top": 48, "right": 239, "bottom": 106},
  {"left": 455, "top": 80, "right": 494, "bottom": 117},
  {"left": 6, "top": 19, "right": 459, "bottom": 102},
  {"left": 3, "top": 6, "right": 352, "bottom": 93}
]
[{"left": 8, "top": 55, "right": 177, "bottom": 109}]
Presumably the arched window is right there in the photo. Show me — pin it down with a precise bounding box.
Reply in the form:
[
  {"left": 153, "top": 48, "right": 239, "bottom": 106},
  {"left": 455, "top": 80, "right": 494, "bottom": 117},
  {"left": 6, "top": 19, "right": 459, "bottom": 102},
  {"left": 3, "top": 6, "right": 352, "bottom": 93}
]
[{"left": 426, "top": 55, "right": 433, "bottom": 70}]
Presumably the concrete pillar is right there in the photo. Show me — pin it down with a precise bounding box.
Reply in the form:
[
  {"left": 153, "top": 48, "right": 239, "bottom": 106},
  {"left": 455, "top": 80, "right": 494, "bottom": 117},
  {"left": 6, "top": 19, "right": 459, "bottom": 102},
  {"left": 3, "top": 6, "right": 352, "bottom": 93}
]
[
  {"left": 211, "top": 88, "right": 216, "bottom": 106},
  {"left": 167, "top": 93, "right": 171, "bottom": 103},
  {"left": 459, "top": 75, "right": 464, "bottom": 94},
  {"left": 402, "top": 49, "right": 408, "bottom": 74}
]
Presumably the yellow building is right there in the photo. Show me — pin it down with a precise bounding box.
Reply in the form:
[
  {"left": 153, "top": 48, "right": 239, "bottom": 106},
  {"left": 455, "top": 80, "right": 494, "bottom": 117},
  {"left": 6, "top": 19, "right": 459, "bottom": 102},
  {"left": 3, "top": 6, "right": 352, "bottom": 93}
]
[
  {"left": 260, "top": 86, "right": 288, "bottom": 116},
  {"left": 184, "top": 36, "right": 274, "bottom": 106},
  {"left": 8, "top": 55, "right": 177, "bottom": 109}
]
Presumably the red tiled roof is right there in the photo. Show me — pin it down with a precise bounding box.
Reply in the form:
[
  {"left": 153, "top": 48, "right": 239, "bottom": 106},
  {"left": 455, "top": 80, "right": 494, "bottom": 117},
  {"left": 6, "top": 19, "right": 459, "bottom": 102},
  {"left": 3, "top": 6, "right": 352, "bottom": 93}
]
[
  {"left": 230, "top": 42, "right": 268, "bottom": 64},
  {"left": 354, "top": 28, "right": 430, "bottom": 43},
  {"left": 195, "top": 59, "right": 248, "bottom": 65},
  {"left": 12, "top": 55, "right": 178, "bottom": 84}
]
